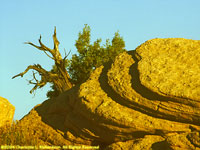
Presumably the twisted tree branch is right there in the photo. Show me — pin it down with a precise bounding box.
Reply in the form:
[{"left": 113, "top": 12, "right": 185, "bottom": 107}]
[
  {"left": 12, "top": 64, "right": 59, "bottom": 94},
  {"left": 13, "top": 27, "right": 72, "bottom": 97},
  {"left": 64, "top": 49, "right": 71, "bottom": 60}
]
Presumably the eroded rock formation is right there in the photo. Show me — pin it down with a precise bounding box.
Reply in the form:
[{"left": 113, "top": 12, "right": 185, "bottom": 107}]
[
  {"left": 0, "top": 96, "right": 15, "bottom": 127},
  {"left": 19, "top": 38, "right": 200, "bottom": 149}
]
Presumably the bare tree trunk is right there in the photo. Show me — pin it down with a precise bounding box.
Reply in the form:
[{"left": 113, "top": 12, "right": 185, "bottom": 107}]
[{"left": 12, "top": 27, "right": 72, "bottom": 95}]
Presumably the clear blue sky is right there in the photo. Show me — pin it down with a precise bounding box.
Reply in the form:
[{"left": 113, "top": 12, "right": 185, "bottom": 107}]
[{"left": 1, "top": 0, "right": 200, "bottom": 120}]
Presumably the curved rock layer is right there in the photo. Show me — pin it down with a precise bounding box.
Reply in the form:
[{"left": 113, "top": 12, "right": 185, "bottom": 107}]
[
  {"left": 19, "top": 38, "right": 200, "bottom": 149},
  {"left": 0, "top": 96, "right": 15, "bottom": 127}
]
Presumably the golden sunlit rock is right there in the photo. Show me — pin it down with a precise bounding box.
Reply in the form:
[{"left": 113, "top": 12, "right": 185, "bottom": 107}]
[
  {"left": 16, "top": 38, "right": 200, "bottom": 149},
  {"left": 0, "top": 96, "right": 15, "bottom": 127}
]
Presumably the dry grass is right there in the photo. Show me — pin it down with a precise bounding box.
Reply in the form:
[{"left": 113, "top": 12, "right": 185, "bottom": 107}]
[{"left": 0, "top": 120, "right": 40, "bottom": 146}]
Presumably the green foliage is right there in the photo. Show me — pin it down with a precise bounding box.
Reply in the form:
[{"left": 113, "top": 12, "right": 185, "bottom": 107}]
[
  {"left": 46, "top": 84, "right": 59, "bottom": 99},
  {"left": 68, "top": 24, "right": 126, "bottom": 84},
  {"left": 47, "top": 24, "right": 126, "bottom": 98}
]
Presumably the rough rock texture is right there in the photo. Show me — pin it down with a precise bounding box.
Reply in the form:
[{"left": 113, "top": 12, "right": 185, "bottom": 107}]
[
  {"left": 19, "top": 38, "right": 200, "bottom": 149},
  {"left": 0, "top": 96, "right": 15, "bottom": 127}
]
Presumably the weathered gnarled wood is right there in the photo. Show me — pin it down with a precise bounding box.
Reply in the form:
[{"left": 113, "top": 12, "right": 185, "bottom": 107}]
[{"left": 12, "top": 27, "right": 72, "bottom": 95}]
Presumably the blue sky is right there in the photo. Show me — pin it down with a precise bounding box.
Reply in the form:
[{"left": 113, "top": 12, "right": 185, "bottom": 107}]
[{"left": 1, "top": 0, "right": 200, "bottom": 120}]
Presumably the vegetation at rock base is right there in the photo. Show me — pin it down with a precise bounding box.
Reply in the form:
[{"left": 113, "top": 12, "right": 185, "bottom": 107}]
[
  {"left": 12, "top": 24, "right": 126, "bottom": 99},
  {"left": 0, "top": 121, "right": 39, "bottom": 146},
  {"left": 0, "top": 121, "right": 67, "bottom": 147}
]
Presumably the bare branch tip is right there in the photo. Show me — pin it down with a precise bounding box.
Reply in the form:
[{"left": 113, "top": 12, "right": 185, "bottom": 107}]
[
  {"left": 24, "top": 42, "right": 29, "bottom": 44},
  {"left": 54, "top": 26, "right": 57, "bottom": 34}
]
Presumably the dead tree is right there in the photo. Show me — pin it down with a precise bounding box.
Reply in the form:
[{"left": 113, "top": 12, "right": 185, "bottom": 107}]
[{"left": 12, "top": 27, "right": 72, "bottom": 95}]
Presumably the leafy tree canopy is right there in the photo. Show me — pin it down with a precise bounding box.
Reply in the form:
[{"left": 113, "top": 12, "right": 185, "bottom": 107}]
[{"left": 68, "top": 24, "right": 126, "bottom": 85}]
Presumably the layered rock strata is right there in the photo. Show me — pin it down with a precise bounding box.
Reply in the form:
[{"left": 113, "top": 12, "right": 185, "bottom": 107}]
[{"left": 19, "top": 38, "right": 200, "bottom": 149}]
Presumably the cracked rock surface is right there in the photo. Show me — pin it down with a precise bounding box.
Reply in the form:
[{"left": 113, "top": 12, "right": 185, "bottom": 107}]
[{"left": 19, "top": 38, "right": 200, "bottom": 149}]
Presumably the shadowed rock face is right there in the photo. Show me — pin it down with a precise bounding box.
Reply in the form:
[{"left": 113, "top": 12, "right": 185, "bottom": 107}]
[
  {"left": 19, "top": 38, "right": 200, "bottom": 149},
  {"left": 0, "top": 96, "right": 15, "bottom": 127}
]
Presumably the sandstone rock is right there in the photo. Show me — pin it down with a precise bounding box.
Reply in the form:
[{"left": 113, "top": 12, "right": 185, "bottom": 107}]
[
  {"left": 18, "top": 38, "right": 200, "bottom": 149},
  {"left": 0, "top": 96, "right": 15, "bottom": 127},
  {"left": 104, "top": 135, "right": 167, "bottom": 150}
]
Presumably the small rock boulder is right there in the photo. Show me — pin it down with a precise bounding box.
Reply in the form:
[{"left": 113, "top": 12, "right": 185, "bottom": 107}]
[{"left": 0, "top": 96, "right": 15, "bottom": 127}]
